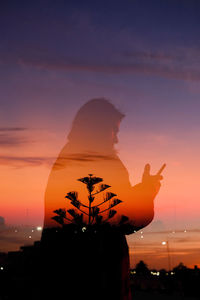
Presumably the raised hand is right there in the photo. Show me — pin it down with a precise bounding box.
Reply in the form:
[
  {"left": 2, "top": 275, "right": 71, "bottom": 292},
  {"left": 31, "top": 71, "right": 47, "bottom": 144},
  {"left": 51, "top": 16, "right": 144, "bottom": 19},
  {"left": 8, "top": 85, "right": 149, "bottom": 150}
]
[{"left": 142, "top": 163, "right": 165, "bottom": 196}]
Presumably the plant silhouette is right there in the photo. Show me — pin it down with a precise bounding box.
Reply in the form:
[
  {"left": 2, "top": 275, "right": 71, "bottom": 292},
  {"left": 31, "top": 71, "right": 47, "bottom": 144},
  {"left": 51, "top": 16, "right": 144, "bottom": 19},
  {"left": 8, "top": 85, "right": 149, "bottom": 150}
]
[{"left": 52, "top": 174, "right": 125, "bottom": 227}]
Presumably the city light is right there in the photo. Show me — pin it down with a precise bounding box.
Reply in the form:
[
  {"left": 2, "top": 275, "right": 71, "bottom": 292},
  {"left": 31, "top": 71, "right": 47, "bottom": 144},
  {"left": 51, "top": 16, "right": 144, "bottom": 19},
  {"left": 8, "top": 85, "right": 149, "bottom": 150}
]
[
  {"left": 82, "top": 227, "right": 87, "bottom": 232},
  {"left": 151, "top": 271, "right": 160, "bottom": 276},
  {"left": 161, "top": 240, "right": 171, "bottom": 271},
  {"left": 0, "top": 267, "right": 4, "bottom": 270},
  {"left": 36, "top": 226, "right": 42, "bottom": 231}
]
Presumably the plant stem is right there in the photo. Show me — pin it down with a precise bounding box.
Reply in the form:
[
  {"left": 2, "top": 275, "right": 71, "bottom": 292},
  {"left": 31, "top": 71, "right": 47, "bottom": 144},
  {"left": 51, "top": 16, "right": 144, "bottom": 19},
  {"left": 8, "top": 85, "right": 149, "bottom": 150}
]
[
  {"left": 77, "top": 208, "right": 89, "bottom": 216},
  {"left": 98, "top": 207, "right": 112, "bottom": 214},
  {"left": 89, "top": 190, "right": 92, "bottom": 225}
]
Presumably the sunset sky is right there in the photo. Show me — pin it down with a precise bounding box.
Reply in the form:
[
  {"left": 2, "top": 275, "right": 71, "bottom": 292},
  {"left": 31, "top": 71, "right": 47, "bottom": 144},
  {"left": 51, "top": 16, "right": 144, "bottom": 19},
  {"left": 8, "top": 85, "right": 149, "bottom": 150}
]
[{"left": 1, "top": 0, "right": 200, "bottom": 269}]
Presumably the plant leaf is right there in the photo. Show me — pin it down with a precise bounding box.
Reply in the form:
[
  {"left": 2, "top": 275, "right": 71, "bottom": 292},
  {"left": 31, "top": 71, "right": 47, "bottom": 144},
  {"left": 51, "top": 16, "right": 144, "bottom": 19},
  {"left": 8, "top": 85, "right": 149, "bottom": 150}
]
[
  {"left": 52, "top": 215, "right": 64, "bottom": 225},
  {"left": 108, "top": 210, "right": 117, "bottom": 219},
  {"left": 53, "top": 208, "right": 66, "bottom": 218},
  {"left": 91, "top": 206, "right": 100, "bottom": 216},
  {"left": 90, "top": 176, "right": 103, "bottom": 185},
  {"left": 119, "top": 215, "right": 129, "bottom": 224},
  {"left": 71, "top": 199, "right": 81, "bottom": 209},
  {"left": 104, "top": 192, "right": 117, "bottom": 202},
  {"left": 95, "top": 215, "right": 103, "bottom": 224},
  {"left": 67, "top": 209, "right": 79, "bottom": 218},
  {"left": 110, "top": 198, "right": 123, "bottom": 208},
  {"left": 98, "top": 184, "right": 111, "bottom": 192},
  {"left": 78, "top": 175, "right": 103, "bottom": 193},
  {"left": 65, "top": 191, "right": 78, "bottom": 201},
  {"left": 74, "top": 213, "right": 83, "bottom": 225},
  {"left": 77, "top": 176, "right": 90, "bottom": 185}
]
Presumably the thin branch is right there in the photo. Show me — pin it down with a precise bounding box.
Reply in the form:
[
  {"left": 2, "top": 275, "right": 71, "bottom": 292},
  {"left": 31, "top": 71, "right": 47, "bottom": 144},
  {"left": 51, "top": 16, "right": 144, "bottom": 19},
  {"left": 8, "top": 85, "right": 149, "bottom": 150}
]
[
  {"left": 94, "top": 200, "right": 108, "bottom": 207},
  {"left": 98, "top": 207, "right": 112, "bottom": 214},
  {"left": 92, "top": 190, "right": 104, "bottom": 196},
  {"left": 90, "top": 215, "right": 95, "bottom": 225},
  {"left": 63, "top": 216, "right": 73, "bottom": 222},
  {"left": 70, "top": 207, "right": 89, "bottom": 216},
  {"left": 78, "top": 207, "right": 89, "bottom": 216},
  {"left": 102, "top": 216, "right": 110, "bottom": 223},
  {"left": 80, "top": 203, "right": 89, "bottom": 209}
]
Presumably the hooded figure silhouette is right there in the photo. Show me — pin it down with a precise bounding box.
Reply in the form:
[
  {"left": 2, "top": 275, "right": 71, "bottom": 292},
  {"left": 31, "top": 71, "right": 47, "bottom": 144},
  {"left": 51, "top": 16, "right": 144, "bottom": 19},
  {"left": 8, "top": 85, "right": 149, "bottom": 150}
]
[{"left": 42, "top": 98, "right": 163, "bottom": 300}]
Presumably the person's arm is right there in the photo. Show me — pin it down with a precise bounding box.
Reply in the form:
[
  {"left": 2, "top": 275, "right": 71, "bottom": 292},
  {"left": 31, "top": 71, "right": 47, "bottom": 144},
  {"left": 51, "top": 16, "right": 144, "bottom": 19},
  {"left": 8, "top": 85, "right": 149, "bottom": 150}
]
[{"left": 123, "top": 164, "right": 164, "bottom": 234}]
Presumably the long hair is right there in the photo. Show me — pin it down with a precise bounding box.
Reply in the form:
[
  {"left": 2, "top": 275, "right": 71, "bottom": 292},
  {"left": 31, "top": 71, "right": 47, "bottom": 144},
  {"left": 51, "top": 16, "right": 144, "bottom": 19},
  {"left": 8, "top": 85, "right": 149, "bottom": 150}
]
[{"left": 67, "top": 98, "right": 124, "bottom": 153}]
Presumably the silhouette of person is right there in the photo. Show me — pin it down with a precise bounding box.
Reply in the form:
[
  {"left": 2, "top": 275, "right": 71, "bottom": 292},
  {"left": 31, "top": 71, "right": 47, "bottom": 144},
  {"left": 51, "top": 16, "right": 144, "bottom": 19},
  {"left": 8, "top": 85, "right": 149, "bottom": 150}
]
[{"left": 42, "top": 98, "right": 163, "bottom": 300}]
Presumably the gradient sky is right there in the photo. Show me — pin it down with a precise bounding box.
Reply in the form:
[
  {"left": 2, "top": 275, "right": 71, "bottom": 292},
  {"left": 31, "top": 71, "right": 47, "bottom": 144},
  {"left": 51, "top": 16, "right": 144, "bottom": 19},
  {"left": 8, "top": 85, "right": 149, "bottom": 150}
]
[{"left": 1, "top": 0, "right": 200, "bottom": 269}]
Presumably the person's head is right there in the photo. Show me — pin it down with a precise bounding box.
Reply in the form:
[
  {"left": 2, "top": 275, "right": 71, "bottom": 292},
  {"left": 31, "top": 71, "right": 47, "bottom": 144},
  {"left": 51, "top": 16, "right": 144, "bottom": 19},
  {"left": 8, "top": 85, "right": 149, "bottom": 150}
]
[{"left": 67, "top": 98, "right": 124, "bottom": 152}]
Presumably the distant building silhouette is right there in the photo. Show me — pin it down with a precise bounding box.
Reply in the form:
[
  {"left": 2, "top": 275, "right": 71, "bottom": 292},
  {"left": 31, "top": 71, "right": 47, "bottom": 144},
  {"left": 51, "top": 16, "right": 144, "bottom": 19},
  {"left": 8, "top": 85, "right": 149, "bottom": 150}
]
[{"left": 0, "top": 216, "right": 5, "bottom": 227}]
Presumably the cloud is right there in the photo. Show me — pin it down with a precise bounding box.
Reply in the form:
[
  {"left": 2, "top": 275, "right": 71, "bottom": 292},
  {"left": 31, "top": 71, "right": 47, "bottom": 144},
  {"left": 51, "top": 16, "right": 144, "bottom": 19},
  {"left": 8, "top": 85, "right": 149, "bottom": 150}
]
[
  {"left": 0, "top": 155, "right": 54, "bottom": 168},
  {"left": 142, "top": 229, "right": 200, "bottom": 235},
  {"left": 12, "top": 46, "right": 200, "bottom": 82},
  {"left": 133, "top": 247, "right": 200, "bottom": 257},
  {"left": 0, "top": 127, "right": 29, "bottom": 147},
  {"left": 53, "top": 153, "right": 116, "bottom": 169},
  {"left": 0, "top": 127, "right": 27, "bottom": 132},
  {"left": 0, "top": 152, "right": 116, "bottom": 168},
  {"left": 121, "top": 48, "right": 200, "bottom": 81},
  {"left": 0, "top": 134, "right": 29, "bottom": 147},
  {"left": 1, "top": 40, "right": 200, "bottom": 82},
  {"left": 123, "top": 50, "right": 177, "bottom": 62}
]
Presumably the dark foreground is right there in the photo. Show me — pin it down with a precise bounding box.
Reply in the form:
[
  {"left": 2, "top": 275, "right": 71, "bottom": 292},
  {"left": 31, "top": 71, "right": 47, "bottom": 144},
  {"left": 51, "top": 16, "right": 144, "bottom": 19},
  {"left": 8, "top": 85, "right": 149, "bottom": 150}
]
[
  {"left": 132, "top": 291, "right": 198, "bottom": 300},
  {"left": 0, "top": 226, "right": 200, "bottom": 300}
]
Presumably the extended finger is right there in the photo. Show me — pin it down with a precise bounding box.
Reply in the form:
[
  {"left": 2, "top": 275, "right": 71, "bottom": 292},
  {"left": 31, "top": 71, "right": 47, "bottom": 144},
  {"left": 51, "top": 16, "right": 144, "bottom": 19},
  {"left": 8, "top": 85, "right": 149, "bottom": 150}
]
[
  {"left": 143, "top": 163, "right": 150, "bottom": 175},
  {"left": 152, "top": 174, "right": 163, "bottom": 181}
]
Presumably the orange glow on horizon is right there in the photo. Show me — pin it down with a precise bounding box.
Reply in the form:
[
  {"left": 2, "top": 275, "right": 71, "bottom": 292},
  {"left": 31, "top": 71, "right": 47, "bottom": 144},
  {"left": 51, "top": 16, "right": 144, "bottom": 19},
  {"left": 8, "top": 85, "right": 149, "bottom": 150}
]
[{"left": 1, "top": 99, "right": 200, "bottom": 270}]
